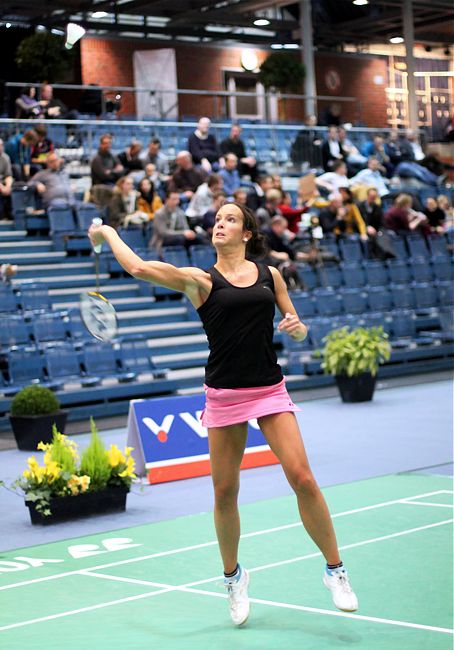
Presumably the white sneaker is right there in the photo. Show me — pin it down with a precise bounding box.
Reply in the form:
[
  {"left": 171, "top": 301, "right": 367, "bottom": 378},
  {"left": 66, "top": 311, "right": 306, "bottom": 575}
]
[
  {"left": 323, "top": 567, "right": 358, "bottom": 612},
  {"left": 224, "top": 565, "right": 250, "bottom": 626}
]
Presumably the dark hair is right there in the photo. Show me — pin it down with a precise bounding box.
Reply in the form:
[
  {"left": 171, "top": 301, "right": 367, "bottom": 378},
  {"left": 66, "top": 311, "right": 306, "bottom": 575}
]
[
  {"left": 332, "top": 159, "right": 346, "bottom": 172},
  {"left": 150, "top": 137, "right": 161, "bottom": 146},
  {"left": 231, "top": 202, "right": 267, "bottom": 258},
  {"left": 165, "top": 188, "right": 180, "bottom": 199},
  {"left": 207, "top": 173, "right": 221, "bottom": 188}
]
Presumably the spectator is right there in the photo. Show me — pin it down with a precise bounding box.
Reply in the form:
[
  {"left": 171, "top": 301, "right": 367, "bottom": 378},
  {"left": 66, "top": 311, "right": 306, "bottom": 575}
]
[
  {"left": 117, "top": 142, "right": 144, "bottom": 173},
  {"left": 39, "top": 84, "right": 69, "bottom": 119},
  {"left": 423, "top": 197, "right": 445, "bottom": 233},
  {"left": 5, "top": 129, "right": 38, "bottom": 180},
  {"left": 30, "top": 124, "right": 54, "bottom": 174},
  {"left": 319, "top": 192, "right": 367, "bottom": 239},
  {"left": 316, "top": 160, "right": 350, "bottom": 194},
  {"left": 108, "top": 176, "right": 147, "bottom": 229},
  {"left": 350, "top": 157, "right": 390, "bottom": 198},
  {"left": 186, "top": 173, "right": 223, "bottom": 221},
  {"left": 15, "top": 86, "right": 41, "bottom": 119},
  {"left": 338, "top": 126, "right": 367, "bottom": 173},
  {"left": 140, "top": 138, "right": 169, "bottom": 176},
  {"left": 438, "top": 195, "right": 454, "bottom": 223},
  {"left": 136, "top": 177, "right": 163, "bottom": 221},
  {"left": 220, "top": 123, "right": 256, "bottom": 180},
  {"left": 151, "top": 190, "right": 206, "bottom": 250},
  {"left": 290, "top": 114, "right": 323, "bottom": 168},
  {"left": 277, "top": 191, "right": 308, "bottom": 234},
  {"left": 319, "top": 103, "right": 342, "bottom": 127},
  {"left": 91, "top": 134, "right": 124, "bottom": 186},
  {"left": 188, "top": 117, "right": 223, "bottom": 173},
  {"left": 384, "top": 129, "right": 406, "bottom": 167},
  {"left": 0, "top": 139, "right": 13, "bottom": 220},
  {"left": 321, "top": 126, "right": 347, "bottom": 171},
  {"left": 29, "top": 152, "right": 74, "bottom": 209},
  {"left": 202, "top": 191, "right": 227, "bottom": 235},
  {"left": 400, "top": 129, "right": 425, "bottom": 162},
  {"left": 384, "top": 194, "right": 429, "bottom": 234},
  {"left": 437, "top": 163, "right": 454, "bottom": 189},
  {"left": 246, "top": 174, "right": 274, "bottom": 212},
  {"left": 362, "top": 135, "right": 393, "bottom": 176},
  {"left": 219, "top": 153, "right": 241, "bottom": 198},
  {"left": 263, "top": 215, "right": 295, "bottom": 263},
  {"left": 358, "top": 188, "right": 384, "bottom": 235},
  {"left": 167, "top": 151, "right": 205, "bottom": 200},
  {"left": 233, "top": 187, "right": 248, "bottom": 206},
  {"left": 256, "top": 188, "right": 283, "bottom": 228}
]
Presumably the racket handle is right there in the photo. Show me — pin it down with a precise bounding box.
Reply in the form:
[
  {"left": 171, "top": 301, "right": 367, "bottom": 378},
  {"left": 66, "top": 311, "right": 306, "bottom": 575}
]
[{"left": 92, "top": 217, "right": 103, "bottom": 253}]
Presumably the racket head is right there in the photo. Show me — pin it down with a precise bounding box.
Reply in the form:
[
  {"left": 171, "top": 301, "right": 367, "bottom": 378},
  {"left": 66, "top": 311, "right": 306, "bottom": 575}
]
[{"left": 79, "top": 291, "right": 118, "bottom": 342}]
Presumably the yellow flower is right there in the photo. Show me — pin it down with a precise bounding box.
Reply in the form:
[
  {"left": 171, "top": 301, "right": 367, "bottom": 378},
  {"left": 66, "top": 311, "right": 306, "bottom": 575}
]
[
  {"left": 107, "top": 444, "right": 125, "bottom": 467},
  {"left": 22, "top": 469, "right": 31, "bottom": 479},
  {"left": 45, "top": 461, "right": 61, "bottom": 483},
  {"left": 119, "top": 455, "right": 136, "bottom": 479},
  {"left": 124, "top": 446, "right": 134, "bottom": 456},
  {"left": 78, "top": 475, "right": 91, "bottom": 492},
  {"left": 37, "top": 441, "right": 50, "bottom": 452}
]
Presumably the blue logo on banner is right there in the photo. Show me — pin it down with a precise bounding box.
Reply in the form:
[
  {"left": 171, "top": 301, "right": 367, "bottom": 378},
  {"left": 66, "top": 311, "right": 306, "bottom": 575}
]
[{"left": 132, "top": 394, "right": 268, "bottom": 465}]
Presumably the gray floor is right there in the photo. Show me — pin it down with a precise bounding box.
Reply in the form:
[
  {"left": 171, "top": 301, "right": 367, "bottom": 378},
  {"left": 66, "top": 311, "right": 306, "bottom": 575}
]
[{"left": 1, "top": 378, "right": 452, "bottom": 552}]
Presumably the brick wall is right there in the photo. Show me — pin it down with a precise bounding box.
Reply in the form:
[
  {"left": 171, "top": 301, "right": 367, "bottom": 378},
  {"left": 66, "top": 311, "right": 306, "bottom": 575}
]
[{"left": 81, "top": 38, "right": 388, "bottom": 126}]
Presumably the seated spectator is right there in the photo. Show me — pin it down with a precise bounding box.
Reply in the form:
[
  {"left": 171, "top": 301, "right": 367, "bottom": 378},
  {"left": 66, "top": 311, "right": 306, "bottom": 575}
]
[
  {"left": 358, "top": 188, "right": 384, "bottom": 235},
  {"left": 316, "top": 160, "right": 350, "bottom": 194},
  {"left": 91, "top": 134, "right": 124, "bottom": 186},
  {"left": 350, "top": 157, "right": 390, "bottom": 198},
  {"left": 188, "top": 117, "right": 223, "bottom": 173},
  {"left": 233, "top": 187, "right": 248, "bottom": 206},
  {"left": 423, "top": 197, "right": 445, "bottom": 233},
  {"left": 38, "top": 84, "right": 70, "bottom": 119},
  {"left": 29, "top": 152, "right": 74, "bottom": 209},
  {"left": 108, "top": 176, "right": 147, "bottom": 229},
  {"left": 30, "top": 124, "right": 54, "bottom": 174},
  {"left": 246, "top": 175, "right": 274, "bottom": 213},
  {"left": 140, "top": 138, "right": 169, "bottom": 176},
  {"left": 0, "top": 139, "right": 12, "bottom": 220},
  {"left": 384, "top": 129, "right": 407, "bottom": 167},
  {"left": 186, "top": 173, "right": 223, "bottom": 221},
  {"left": 290, "top": 114, "right": 323, "bottom": 168},
  {"left": 438, "top": 164, "right": 454, "bottom": 189},
  {"left": 319, "top": 103, "right": 342, "bottom": 127},
  {"left": 384, "top": 193, "right": 429, "bottom": 234},
  {"left": 15, "top": 86, "right": 41, "bottom": 119},
  {"left": 167, "top": 151, "right": 205, "bottom": 201},
  {"left": 319, "top": 192, "right": 367, "bottom": 239},
  {"left": 263, "top": 215, "right": 296, "bottom": 263},
  {"left": 220, "top": 123, "right": 256, "bottom": 180},
  {"left": 5, "top": 129, "right": 38, "bottom": 180},
  {"left": 117, "top": 142, "right": 143, "bottom": 173},
  {"left": 219, "top": 154, "right": 241, "bottom": 198},
  {"left": 338, "top": 126, "right": 367, "bottom": 173},
  {"left": 321, "top": 125, "right": 347, "bottom": 171},
  {"left": 202, "top": 191, "right": 227, "bottom": 236},
  {"left": 137, "top": 177, "right": 163, "bottom": 221},
  {"left": 438, "top": 195, "right": 454, "bottom": 223},
  {"left": 400, "top": 129, "right": 425, "bottom": 162},
  {"left": 151, "top": 191, "right": 207, "bottom": 250},
  {"left": 256, "top": 189, "right": 283, "bottom": 228},
  {"left": 362, "top": 135, "right": 393, "bottom": 176}
]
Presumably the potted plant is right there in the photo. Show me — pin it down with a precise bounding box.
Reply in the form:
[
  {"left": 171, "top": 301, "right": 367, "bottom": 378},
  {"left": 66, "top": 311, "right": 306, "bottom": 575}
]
[
  {"left": 9, "top": 385, "right": 68, "bottom": 451},
  {"left": 12, "top": 419, "right": 136, "bottom": 524},
  {"left": 258, "top": 52, "right": 305, "bottom": 120},
  {"left": 321, "top": 326, "right": 391, "bottom": 403}
]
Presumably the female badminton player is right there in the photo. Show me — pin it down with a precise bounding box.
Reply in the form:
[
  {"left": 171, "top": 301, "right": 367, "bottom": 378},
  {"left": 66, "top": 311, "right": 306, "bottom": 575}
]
[{"left": 88, "top": 202, "right": 358, "bottom": 626}]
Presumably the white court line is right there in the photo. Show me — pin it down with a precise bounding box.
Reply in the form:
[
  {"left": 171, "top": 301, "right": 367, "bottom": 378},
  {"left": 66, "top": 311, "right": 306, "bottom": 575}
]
[
  {"left": 1, "top": 518, "right": 452, "bottom": 634},
  {"left": 0, "top": 489, "right": 447, "bottom": 593},
  {"left": 401, "top": 501, "right": 453, "bottom": 509}
]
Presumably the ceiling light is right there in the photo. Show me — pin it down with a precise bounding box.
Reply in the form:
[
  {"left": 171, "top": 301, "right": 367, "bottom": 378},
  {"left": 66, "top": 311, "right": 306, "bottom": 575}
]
[
  {"left": 271, "top": 43, "right": 283, "bottom": 49},
  {"left": 241, "top": 49, "right": 259, "bottom": 71},
  {"left": 51, "top": 28, "right": 65, "bottom": 35},
  {"left": 254, "top": 18, "right": 270, "bottom": 26},
  {"left": 5, "top": 22, "right": 11, "bottom": 28},
  {"left": 91, "top": 11, "right": 108, "bottom": 19},
  {"left": 36, "top": 25, "right": 46, "bottom": 32},
  {"left": 353, "top": 0, "right": 369, "bottom": 5},
  {"left": 389, "top": 36, "right": 404, "bottom": 44},
  {"left": 65, "top": 22, "right": 86, "bottom": 49},
  {"left": 283, "top": 43, "right": 299, "bottom": 49}
]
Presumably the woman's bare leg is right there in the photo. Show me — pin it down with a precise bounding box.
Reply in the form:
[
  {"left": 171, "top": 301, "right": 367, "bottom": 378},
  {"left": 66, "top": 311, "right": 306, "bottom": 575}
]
[
  {"left": 258, "top": 412, "right": 341, "bottom": 565},
  {"left": 208, "top": 423, "right": 248, "bottom": 573}
]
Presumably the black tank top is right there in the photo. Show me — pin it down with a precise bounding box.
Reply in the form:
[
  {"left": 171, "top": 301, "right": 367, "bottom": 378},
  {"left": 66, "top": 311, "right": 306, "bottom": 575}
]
[{"left": 197, "top": 262, "right": 283, "bottom": 389}]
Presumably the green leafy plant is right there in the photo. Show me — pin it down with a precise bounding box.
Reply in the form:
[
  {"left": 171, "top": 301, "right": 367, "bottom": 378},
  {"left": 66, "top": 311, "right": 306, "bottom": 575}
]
[
  {"left": 258, "top": 52, "right": 305, "bottom": 92},
  {"left": 79, "top": 418, "right": 112, "bottom": 491},
  {"left": 15, "top": 32, "right": 75, "bottom": 82},
  {"left": 321, "top": 326, "right": 391, "bottom": 378},
  {"left": 10, "top": 385, "right": 60, "bottom": 417}
]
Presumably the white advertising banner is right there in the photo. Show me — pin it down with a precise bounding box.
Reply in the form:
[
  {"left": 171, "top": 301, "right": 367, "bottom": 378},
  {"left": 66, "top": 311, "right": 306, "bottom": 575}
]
[{"left": 133, "top": 48, "right": 178, "bottom": 119}]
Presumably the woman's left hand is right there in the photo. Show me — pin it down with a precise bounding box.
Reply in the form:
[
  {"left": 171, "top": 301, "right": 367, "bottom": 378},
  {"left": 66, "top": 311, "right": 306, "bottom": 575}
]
[
  {"left": 88, "top": 223, "right": 106, "bottom": 248},
  {"left": 278, "top": 312, "right": 308, "bottom": 341}
]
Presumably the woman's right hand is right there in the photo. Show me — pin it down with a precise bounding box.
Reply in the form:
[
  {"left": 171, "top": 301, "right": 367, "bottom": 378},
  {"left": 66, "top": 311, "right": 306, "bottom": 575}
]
[{"left": 88, "top": 223, "right": 106, "bottom": 248}]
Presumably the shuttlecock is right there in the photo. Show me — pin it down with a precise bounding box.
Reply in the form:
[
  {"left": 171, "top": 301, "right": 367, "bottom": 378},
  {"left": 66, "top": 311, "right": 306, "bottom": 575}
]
[{"left": 65, "top": 23, "right": 86, "bottom": 49}]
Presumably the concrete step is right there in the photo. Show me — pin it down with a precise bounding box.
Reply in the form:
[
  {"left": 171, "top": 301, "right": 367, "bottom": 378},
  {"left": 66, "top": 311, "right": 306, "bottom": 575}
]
[
  {"left": 152, "top": 349, "right": 209, "bottom": 369},
  {"left": 13, "top": 273, "right": 111, "bottom": 290},
  {"left": 0, "top": 240, "right": 53, "bottom": 253},
  {"left": 0, "top": 251, "right": 68, "bottom": 264},
  {"left": 16, "top": 261, "right": 95, "bottom": 279},
  {"left": 0, "top": 230, "right": 28, "bottom": 241},
  {"left": 116, "top": 307, "right": 188, "bottom": 327},
  {"left": 0, "top": 220, "right": 14, "bottom": 231},
  {"left": 53, "top": 295, "right": 156, "bottom": 311},
  {"left": 49, "top": 282, "right": 141, "bottom": 301},
  {"left": 119, "top": 320, "right": 202, "bottom": 338}
]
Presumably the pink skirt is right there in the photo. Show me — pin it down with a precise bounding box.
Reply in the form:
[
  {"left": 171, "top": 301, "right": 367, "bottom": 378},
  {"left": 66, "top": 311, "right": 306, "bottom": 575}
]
[{"left": 200, "top": 378, "right": 300, "bottom": 428}]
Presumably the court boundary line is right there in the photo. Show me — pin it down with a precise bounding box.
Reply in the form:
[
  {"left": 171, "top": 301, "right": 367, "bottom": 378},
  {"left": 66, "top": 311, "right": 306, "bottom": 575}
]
[
  {"left": 1, "top": 517, "right": 452, "bottom": 634},
  {"left": 0, "top": 488, "right": 449, "bottom": 593}
]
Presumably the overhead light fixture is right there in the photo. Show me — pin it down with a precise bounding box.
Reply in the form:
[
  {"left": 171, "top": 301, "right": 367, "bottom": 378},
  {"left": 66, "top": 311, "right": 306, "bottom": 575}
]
[
  {"left": 271, "top": 43, "right": 283, "bottom": 49},
  {"left": 283, "top": 43, "right": 299, "bottom": 49},
  {"left": 254, "top": 18, "right": 270, "bottom": 26},
  {"left": 241, "top": 49, "right": 259, "bottom": 71},
  {"left": 51, "top": 28, "right": 65, "bottom": 36},
  {"left": 353, "top": 0, "right": 369, "bottom": 5},
  {"left": 5, "top": 22, "right": 11, "bottom": 28},
  {"left": 91, "top": 11, "right": 108, "bottom": 19},
  {"left": 36, "top": 24, "right": 46, "bottom": 32},
  {"left": 389, "top": 36, "right": 404, "bottom": 44},
  {"left": 65, "top": 22, "right": 86, "bottom": 49}
]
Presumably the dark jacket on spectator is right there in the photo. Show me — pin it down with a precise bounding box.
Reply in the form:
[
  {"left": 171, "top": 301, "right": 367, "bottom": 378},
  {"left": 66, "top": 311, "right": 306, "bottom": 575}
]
[
  {"left": 91, "top": 150, "right": 122, "bottom": 186},
  {"left": 321, "top": 140, "right": 347, "bottom": 171},
  {"left": 264, "top": 228, "right": 295, "bottom": 260},
  {"left": 188, "top": 133, "right": 220, "bottom": 164},
  {"left": 358, "top": 200, "right": 384, "bottom": 231},
  {"left": 220, "top": 137, "right": 246, "bottom": 159},
  {"left": 423, "top": 206, "right": 445, "bottom": 229},
  {"left": 168, "top": 167, "right": 205, "bottom": 194}
]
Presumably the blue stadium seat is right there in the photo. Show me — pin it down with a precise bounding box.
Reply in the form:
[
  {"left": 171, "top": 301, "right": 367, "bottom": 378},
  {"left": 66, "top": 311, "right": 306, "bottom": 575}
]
[
  {"left": 4, "top": 346, "right": 60, "bottom": 394},
  {"left": 82, "top": 341, "right": 136, "bottom": 383},
  {"left": 390, "top": 283, "right": 416, "bottom": 310},
  {"left": 296, "top": 263, "right": 318, "bottom": 290},
  {"left": 406, "top": 235, "right": 429, "bottom": 258},
  {"left": 389, "top": 310, "right": 433, "bottom": 347},
  {"left": 66, "top": 308, "right": 93, "bottom": 344},
  {"left": 32, "top": 312, "right": 68, "bottom": 345},
  {"left": 0, "top": 285, "right": 18, "bottom": 313},
  {"left": 360, "top": 311, "right": 392, "bottom": 334},
  {"left": 47, "top": 206, "right": 77, "bottom": 233},
  {"left": 118, "top": 335, "right": 167, "bottom": 379},
  {"left": 409, "top": 257, "right": 433, "bottom": 282},
  {"left": 45, "top": 342, "right": 99, "bottom": 387},
  {"left": 388, "top": 235, "right": 408, "bottom": 259},
  {"left": 428, "top": 234, "right": 449, "bottom": 258},
  {"left": 161, "top": 246, "right": 191, "bottom": 267},
  {"left": 319, "top": 237, "right": 339, "bottom": 260},
  {"left": 190, "top": 245, "right": 216, "bottom": 269},
  {"left": 431, "top": 256, "right": 453, "bottom": 282},
  {"left": 313, "top": 287, "right": 342, "bottom": 316},
  {"left": 76, "top": 204, "right": 102, "bottom": 230},
  {"left": 119, "top": 227, "right": 146, "bottom": 250},
  {"left": 412, "top": 282, "right": 438, "bottom": 310},
  {"left": 436, "top": 280, "right": 454, "bottom": 307},
  {"left": 387, "top": 259, "right": 411, "bottom": 284},
  {"left": 363, "top": 260, "right": 388, "bottom": 286},
  {"left": 289, "top": 290, "right": 316, "bottom": 318},
  {"left": 367, "top": 286, "right": 393, "bottom": 312},
  {"left": 11, "top": 187, "right": 36, "bottom": 213},
  {"left": 340, "top": 262, "right": 366, "bottom": 288},
  {"left": 340, "top": 287, "right": 368, "bottom": 314},
  {"left": 308, "top": 317, "right": 336, "bottom": 348},
  {"left": 0, "top": 314, "right": 30, "bottom": 349},
  {"left": 18, "top": 282, "right": 52, "bottom": 313},
  {"left": 339, "top": 237, "right": 364, "bottom": 262},
  {"left": 317, "top": 264, "right": 343, "bottom": 288}
]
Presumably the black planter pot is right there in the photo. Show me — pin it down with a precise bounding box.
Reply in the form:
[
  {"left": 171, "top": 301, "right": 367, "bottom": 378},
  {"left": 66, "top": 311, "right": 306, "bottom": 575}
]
[
  {"left": 26, "top": 486, "right": 129, "bottom": 525},
  {"left": 9, "top": 411, "right": 68, "bottom": 451},
  {"left": 335, "top": 373, "right": 377, "bottom": 403}
]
